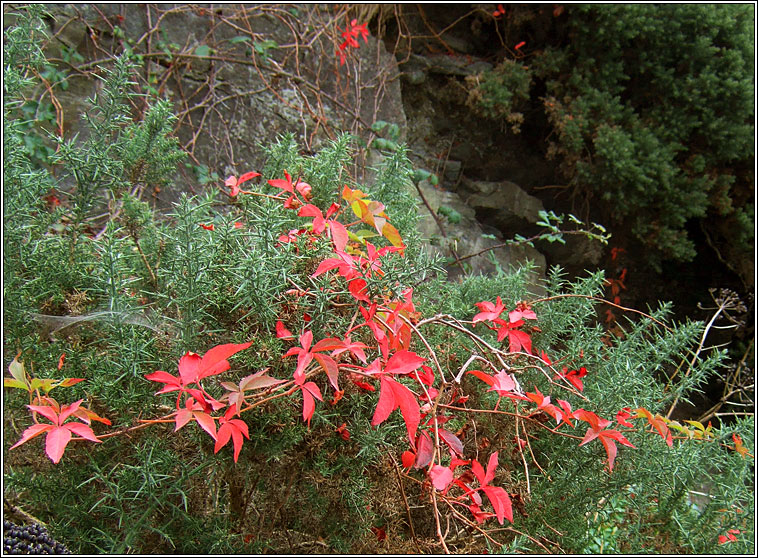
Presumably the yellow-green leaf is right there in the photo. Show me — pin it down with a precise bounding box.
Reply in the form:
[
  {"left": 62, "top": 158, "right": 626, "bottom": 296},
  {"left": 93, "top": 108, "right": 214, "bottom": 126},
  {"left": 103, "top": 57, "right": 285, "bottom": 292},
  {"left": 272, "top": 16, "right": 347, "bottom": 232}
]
[
  {"left": 8, "top": 354, "right": 28, "bottom": 387},
  {"left": 4, "top": 378, "right": 29, "bottom": 390}
]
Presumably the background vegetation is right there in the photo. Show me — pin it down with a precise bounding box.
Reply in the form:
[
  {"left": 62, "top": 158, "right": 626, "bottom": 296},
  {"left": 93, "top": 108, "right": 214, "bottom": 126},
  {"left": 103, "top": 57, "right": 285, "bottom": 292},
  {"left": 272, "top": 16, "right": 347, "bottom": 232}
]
[{"left": 3, "top": 4, "right": 754, "bottom": 554}]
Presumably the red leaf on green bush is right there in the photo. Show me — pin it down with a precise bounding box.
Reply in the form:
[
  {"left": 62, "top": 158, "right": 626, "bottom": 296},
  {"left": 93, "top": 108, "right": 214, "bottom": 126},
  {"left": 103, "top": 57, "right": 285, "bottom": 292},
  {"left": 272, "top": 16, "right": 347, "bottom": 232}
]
[
  {"left": 439, "top": 428, "right": 464, "bottom": 456},
  {"left": 469, "top": 452, "right": 513, "bottom": 524},
  {"left": 11, "top": 399, "right": 101, "bottom": 463},
  {"left": 472, "top": 297, "right": 506, "bottom": 323},
  {"left": 198, "top": 342, "right": 253, "bottom": 381},
  {"left": 313, "top": 353, "right": 340, "bottom": 391},
  {"left": 348, "top": 278, "right": 370, "bottom": 302},
  {"left": 384, "top": 350, "right": 425, "bottom": 376},
  {"left": 616, "top": 407, "right": 634, "bottom": 427},
  {"left": 579, "top": 427, "right": 636, "bottom": 471},
  {"left": 401, "top": 450, "right": 416, "bottom": 468},
  {"left": 467, "top": 369, "right": 495, "bottom": 386},
  {"left": 492, "top": 319, "right": 532, "bottom": 353},
  {"left": 414, "top": 430, "right": 434, "bottom": 469},
  {"left": 573, "top": 408, "right": 612, "bottom": 431},
  {"left": 335, "top": 422, "right": 350, "bottom": 440},
  {"left": 329, "top": 220, "right": 349, "bottom": 252},
  {"left": 284, "top": 331, "right": 314, "bottom": 384},
  {"left": 430, "top": 464, "right": 454, "bottom": 491},
  {"left": 300, "top": 381, "right": 323, "bottom": 427},
  {"left": 44, "top": 427, "right": 72, "bottom": 464},
  {"left": 57, "top": 377, "right": 85, "bottom": 388},
  {"left": 487, "top": 370, "right": 519, "bottom": 397},
  {"left": 509, "top": 302, "right": 536, "bottom": 322},
  {"left": 555, "top": 366, "right": 587, "bottom": 391},
  {"left": 72, "top": 406, "right": 112, "bottom": 426},
  {"left": 482, "top": 485, "right": 513, "bottom": 524},
  {"left": 634, "top": 407, "right": 673, "bottom": 447},
  {"left": 276, "top": 320, "right": 295, "bottom": 339},
  {"left": 468, "top": 503, "right": 496, "bottom": 524},
  {"left": 526, "top": 388, "right": 566, "bottom": 424},
  {"left": 215, "top": 408, "right": 250, "bottom": 462},
  {"left": 732, "top": 434, "right": 751, "bottom": 458},
  {"left": 10, "top": 423, "right": 53, "bottom": 451},
  {"left": 371, "top": 375, "right": 420, "bottom": 444},
  {"left": 268, "top": 170, "right": 295, "bottom": 194}
]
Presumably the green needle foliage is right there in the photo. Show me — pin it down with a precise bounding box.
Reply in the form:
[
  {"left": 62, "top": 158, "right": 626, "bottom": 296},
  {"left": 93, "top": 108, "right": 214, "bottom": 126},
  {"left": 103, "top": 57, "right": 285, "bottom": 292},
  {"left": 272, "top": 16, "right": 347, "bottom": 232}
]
[
  {"left": 472, "top": 4, "right": 754, "bottom": 271},
  {"left": 3, "top": 6, "right": 753, "bottom": 555}
]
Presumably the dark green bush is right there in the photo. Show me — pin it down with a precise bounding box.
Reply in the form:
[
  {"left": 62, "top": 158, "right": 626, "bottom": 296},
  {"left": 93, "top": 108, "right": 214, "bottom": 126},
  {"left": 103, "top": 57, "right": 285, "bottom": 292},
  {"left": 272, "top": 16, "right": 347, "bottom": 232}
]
[{"left": 474, "top": 4, "right": 754, "bottom": 271}]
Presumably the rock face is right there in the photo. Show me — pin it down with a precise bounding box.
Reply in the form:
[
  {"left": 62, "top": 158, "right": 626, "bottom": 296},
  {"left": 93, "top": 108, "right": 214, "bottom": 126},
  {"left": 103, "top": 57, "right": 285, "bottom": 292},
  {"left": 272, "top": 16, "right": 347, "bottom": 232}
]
[
  {"left": 413, "top": 179, "right": 546, "bottom": 292},
  {"left": 28, "top": 4, "right": 549, "bottom": 289},
  {"left": 458, "top": 177, "right": 545, "bottom": 236}
]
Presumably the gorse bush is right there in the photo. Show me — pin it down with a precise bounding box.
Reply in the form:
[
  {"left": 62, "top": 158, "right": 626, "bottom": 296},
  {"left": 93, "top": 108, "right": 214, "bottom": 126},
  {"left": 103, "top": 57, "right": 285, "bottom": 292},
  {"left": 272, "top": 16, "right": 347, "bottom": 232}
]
[
  {"left": 3, "top": 6, "right": 754, "bottom": 554},
  {"left": 474, "top": 4, "right": 754, "bottom": 271}
]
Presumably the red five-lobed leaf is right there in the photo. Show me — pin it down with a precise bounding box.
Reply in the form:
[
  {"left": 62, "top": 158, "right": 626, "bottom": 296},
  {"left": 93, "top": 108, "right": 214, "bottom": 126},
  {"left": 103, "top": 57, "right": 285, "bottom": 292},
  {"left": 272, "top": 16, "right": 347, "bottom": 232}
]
[
  {"left": 10, "top": 399, "right": 101, "bottom": 463},
  {"left": 579, "top": 427, "right": 636, "bottom": 471}
]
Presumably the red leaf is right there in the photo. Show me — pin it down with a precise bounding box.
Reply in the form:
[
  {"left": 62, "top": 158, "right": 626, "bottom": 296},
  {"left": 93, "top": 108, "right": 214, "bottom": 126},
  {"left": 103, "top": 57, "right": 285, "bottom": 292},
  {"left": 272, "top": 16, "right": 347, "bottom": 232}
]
[
  {"left": 215, "top": 419, "right": 250, "bottom": 462},
  {"left": 276, "top": 320, "right": 294, "bottom": 339},
  {"left": 238, "top": 171, "right": 261, "bottom": 185},
  {"left": 177, "top": 352, "right": 202, "bottom": 385},
  {"left": 145, "top": 370, "right": 182, "bottom": 393},
  {"left": 9, "top": 423, "right": 53, "bottom": 451},
  {"left": 616, "top": 407, "right": 634, "bottom": 428},
  {"left": 371, "top": 375, "right": 396, "bottom": 428},
  {"left": 472, "top": 297, "right": 505, "bottom": 323},
  {"left": 64, "top": 422, "right": 101, "bottom": 443},
  {"left": 58, "top": 399, "right": 83, "bottom": 424},
  {"left": 348, "top": 278, "right": 370, "bottom": 302},
  {"left": 329, "top": 220, "right": 349, "bottom": 252},
  {"left": 57, "top": 353, "right": 65, "bottom": 370},
  {"left": 439, "top": 428, "right": 464, "bottom": 456},
  {"left": 314, "top": 353, "right": 340, "bottom": 391},
  {"left": 401, "top": 450, "right": 416, "bottom": 468},
  {"left": 370, "top": 526, "right": 386, "bottom": 542},
  {"left": 57, "top": 378, "right": 85, "bottom": 388},
  {"left": 27, "top": 403, "right": 60, "bottom": 425},
  {"left": 300, "top": 381, "right": 323, "bottom": 427},
  {"left": 384, "top": 350, "right": 426, "bottom": 376},
  {"left": 268, "top": 170, "right": 294, "bottom": 193},
  {"left": 198, "top": 342, "right": 252, "bottom": 380},
  {"left": 634, "top": 407, "right": 673, "bottom": 447},
  {"left": 239, "top": 369, "right": 286, "bottom": 391},
  {"left": 574, "top": 408, "right": 612, "bottom": 431},
  {"left": 482, "top": 485, "right": 513, "bottom": 524},
  {"left": 467, "top": 369, "right": 495, "bottom": 386},
  {"left": 580, "top": 428, "right": 636, "bottom": 471},
  {"left": 45, "top": 427, "right": 72, "bottom": 464},
  {"left": 193, "top": 411, "right": 217, "bottom": 440},
  {"left": 488, "top": 370, "right": 517, "bottom": 396},
  {"left": 484, "top": 451, "right": 499, "bottom": 486},
  {"left": 414, "top": 431, "right": 434, "bottom": 469},
  {"left": 430, "top": 464, "right": 454, "bottom": 491}
]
